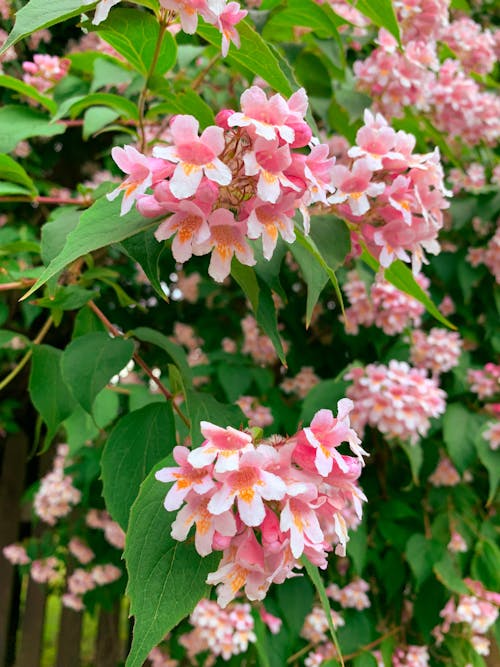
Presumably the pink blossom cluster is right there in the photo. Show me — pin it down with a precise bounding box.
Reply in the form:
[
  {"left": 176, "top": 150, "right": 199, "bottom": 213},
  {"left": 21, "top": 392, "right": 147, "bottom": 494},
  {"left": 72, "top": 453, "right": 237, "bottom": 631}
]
[
  {"left": 147, "top": 647, "right": 178, "bottom": 667},
  {"left": 447, "top": 530, "right": 467, "bottom": 553},
  {"left": 281, "top": 366, "right": 320, "bottom": 399},
  {"left": 85, "top": 509, "right": 126, "bottom": 549},
  {"left": 33, "top": 444, "right": 81, "bottom": 525},
  {"left": 68, "top": 537, "right": 95, "bottom": 564},
  {"left": 62, "top": 564, "right": 122, "bottom": 611},
  {"left": 354, "top": 29, "right": 500, "bottom": 147},
  {"left": 428, "top": 456, "right": 461, "bottom": 487},
  {"left": 241, "top": 314, "right": 282, "bottom": 366},
  {"left": 179, "top": 598, "right": 256, "bottom": 661},
  {"left": 394, "top": 0, "right": 449, "bottom": 43},
  {"left": 345, "top": 361, "right": 447, "bottom": 444},
  {"left": 448, "top": 164, "right": 486, "bottom": 193},
  {"left": 3, "top": 544, "right": 30, "bottom": 566},
  {"left": 330, "top": 109, "right": 449, "bottom": 273},
  {"left": 235, "top": 396, "right": 274, "bottom": 428},
  {"left": 155, "top": 403, "right": 367, "bottom": 607},
  {"left": 111, "top": 86, "right": 333, "bottom": 282},
  {"left": 301, "top": 605, "right": 344, "bottom": 644},
  {"left": 30, "top": 557, "right": 62, "bottom": 584},
  {"left": 326, "top": 578, "right": 370, "bottom": 610},
  {"left": 392, "top": 645, "right": 430, "bottom": 667},
  {"left": 22, "top": 54, "right": 70, "bottom": 93},
  {"left": 441, "top": 17, "right": 497, "bottom": 75},
  {"left": 341, "top": 269, "right": 428, "bottom": 335},
  {"left": 467, "top": 363, "right": 500, "bottom": 399},
  {"left": 484, "top": 226, "right": 500, "bottom": 284},
  {"left": 409, "top": 328, "right": 462, "bottom": 376},
  {"left": 433, "top": 579, "right": 500, "bottom": 656},
  {"left": 483, "top": 421, "right": 500, "bottom": 452}
]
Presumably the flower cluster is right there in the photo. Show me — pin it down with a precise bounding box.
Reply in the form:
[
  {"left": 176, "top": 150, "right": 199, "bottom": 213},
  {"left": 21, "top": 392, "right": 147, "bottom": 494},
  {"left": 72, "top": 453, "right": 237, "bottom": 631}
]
[
  {"left": 235, "top": 396, "right": 274, "bottom": 428},
  {"left": 392, "top": 645, "right": 430, "bottom": 667},
  {"left": 33, "top": 444, "right": 81, "bottom": 525},
  {"left": 241, "top": 314, "right": 283, "bottom": 366},
  {"left": 301, "top": 605, "right": 344, "bottom": 644},
  {"left": 433, "top": 579, "right": 500, "bottom": 658},
  {"left": 155, "top": 404, "right": 367, "bottom": 606},
  {"left": 281, "top": 366, "right": 320, "bottom": 399},
  {"left": 467, "top": 226, "right": 500, "bottom": 285},
  {"left": 409, "top": 328, "right": 462, "bottom": 376},
  {"left": 326, "top": 577, "right": 370, "bottom": 610},
  {"left": 341, "top": 269, "right": 428, "bottom": 335},
  {"left": 22, "top": 54, "right": 70, "bottom": 93},
  {"left": 86, "top": 509, "right": 126, "bottom": 549},
  {"left": 483, "top": 421, "right": 500, "bottom": 452},
  {"left": 63, "top": 564, "right": 122, "bottom": 611},
  {"left": 441, "top": 17, "right": 497, "bottom": 75},
  {"left": 467, "top": 362, "right": 500, "bottom": 400},
  {"left": 179, "top": 598, "right": 256, "bottom": 661},
  {"left": 428, "top": 456, "right": 461, "bottom": 487},
  {"left": 345, "top": 361, "right": 446, "bottom": 444}
]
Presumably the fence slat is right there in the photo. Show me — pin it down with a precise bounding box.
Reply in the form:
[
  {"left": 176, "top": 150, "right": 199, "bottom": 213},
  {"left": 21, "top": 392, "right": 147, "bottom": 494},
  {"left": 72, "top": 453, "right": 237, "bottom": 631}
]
[
  {"left": 0, "top": 433, "right": 28, "bottom": 667},
  {"left": 15, "top": 579, "right": 46, "bottom": 667},
  {"left": 94, "top": 603, "right": 121, "bottom": 667},
  {"left": 55, "top": 606, "right": 82, "bottom": 667}
]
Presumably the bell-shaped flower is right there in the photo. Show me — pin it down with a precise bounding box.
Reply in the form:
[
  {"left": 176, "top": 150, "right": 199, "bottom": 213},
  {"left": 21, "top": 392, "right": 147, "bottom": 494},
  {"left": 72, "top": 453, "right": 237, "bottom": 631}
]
[
  {"left": 228, "top": 86, "right": 296, "bottom": 143},
  {"left": 154, "top": 197, "right": 212, "bottom": 263},
  {"left": 187, "top": 421, "right": 254, "bottom": 473},
  {"left": 193, "top": 209, "right": 255, "bottom": 282},
  {"left": 203, "top": 1, "right": 247, "bottom": 57},
  {"left": 245, "top": 194, "right": 296, "bottom": 260},
  {"left": 153, "top": 115, "right": 231, "bottom": 199},
  {"left": 279, "top": 484, "right": 324, "bottom": 559},
  {"left": 243, "top": 138, "right": 298, "bottom": 204},
  {"left": 208, "top": 446, "right": 286, "bottom": 527},
  {"left": 348, "top": 109, "right": 402, "bottom": 170},
  {"left": 155, "top": 446, "right": 215, "bottom": 511},
  {"left": 328, "top": 159, "right": 385, "bottom": 216},
  {"left": 171, "top": 493, "right": 236, "bottom": 556},
  {"left": 159, "top": 0, "right": 208, "bottom": 34}
]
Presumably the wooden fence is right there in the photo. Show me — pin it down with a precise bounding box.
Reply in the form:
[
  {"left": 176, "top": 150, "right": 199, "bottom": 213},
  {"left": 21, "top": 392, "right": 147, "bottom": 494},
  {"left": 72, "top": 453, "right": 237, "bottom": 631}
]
[{"left": 0, "top": 433, "right": 127, "bottom": 667}]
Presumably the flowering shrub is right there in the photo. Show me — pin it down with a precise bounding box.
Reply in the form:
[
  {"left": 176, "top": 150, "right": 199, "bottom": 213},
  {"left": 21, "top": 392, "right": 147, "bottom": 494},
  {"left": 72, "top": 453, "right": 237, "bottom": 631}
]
[{"left": 0, "top": 0, "right": 498, "bottom": 666}]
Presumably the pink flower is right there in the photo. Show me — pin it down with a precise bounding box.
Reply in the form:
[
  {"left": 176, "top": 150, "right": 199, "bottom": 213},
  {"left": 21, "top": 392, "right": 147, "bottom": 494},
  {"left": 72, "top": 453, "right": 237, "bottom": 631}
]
[
  {"left": 3, "top": 544, "right": 30, "bottom": 565},
  {"left": 154, "top": 200, "right": 211, "bottom": 263},
  {"left": 243, "top": 138, "right": 298, "bottom": 203},
  {"left": 159, "top": 0, "right": 208, "bottom": 34},
  {"left": 107, "top": 146, "right": 166, "bottom": 215},
  {"left": 328, "top": 159, "right": 385, "bottom": 216},
  {"left": 188, "top": 421, "right": 254, "bottom": 472},
  {"left": 204, "top": 1, "right": 247, "bottom": 57},
  {"left": 68, "top": 538, "right": 95, "bottom": 565},
  {"left": 155, "top": 446, "right": 215, "bottom": 511},
  {"left": 245, "top": 194, "right": 296, "bottom": 260},
  {"left": 171, "top": 493, "right": 237, "bottom": 556},
  {"left": 228, "top": 86, "right": 296, "bottom": 143},
  {"left": 348, "top": 109, "right": 402, "bottom": 170},
  {"left": 193, "top": 209, "right": 255, "bottom": 283},
  {"left": 153, "top": 115, "right": 231, "bottom": 199},
  {"left": 208, "top": 446, "right": 286, "bottom": 527},
  {"left": 279, "top": 489, "right": 324, "bottom": 559},
  {"left": 92, "top": 0, "right": 121, "bottom": 24}
]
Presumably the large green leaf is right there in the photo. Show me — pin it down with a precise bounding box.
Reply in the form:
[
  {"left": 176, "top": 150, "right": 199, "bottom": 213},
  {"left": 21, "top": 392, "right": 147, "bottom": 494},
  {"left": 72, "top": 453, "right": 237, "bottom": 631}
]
[
  {"left": 443, "top": 404, "right": 485, "bottom": 473},
  {"left": 0, "top": 74, "right": 57, "bottom": 114},
  {"left": 291, "top": 241, "right": 329, "bottom": 328},
  {"left": 120, "top": 230, "right": 167, "bottom": 301},
  {"left": 29, "top": 344, "right": 77, "bottom": 444},
  {"left": 40, "top": 207, "right": 81, "bottom": 265},
  {"left": 0, "top": 153, "right": 37, "bottom": 196},
  {"left": 197, "top": 19, "right": 293, "bottom": 96},
  {"left": 102, "top": 403, "right": 175, "bottom": 530},
  {"left": 360, "top": 249, "right": 455, "bottom": 329},
  {"left": 0, "top": 0, "right": 97, "bottom": 54},
  {"left": 95, "top": 8, "right": 177, "bottom": 77},
  {"left": 131, "top": 326, "right": 192, "bottom": 387},
  {"left": 346, "top": 0, "right": 400, "bottom": 43},
  {"left": 0, "top": 106, "right": 66, "bottom": 154},
  {"left": 475, "top": 431, "right": 499, "bottom": 505},
  {"left": 125, "top": 457, "right": 220, "bottom": 667},
  {"left": 21, "top": 196, "right": 159, "bottom": 301},
  {"left": 61, "top": 332, "right": 134, "bottom": 413},
  {"left": 53, "top": 92, "right": 139, "bottom": 122}
]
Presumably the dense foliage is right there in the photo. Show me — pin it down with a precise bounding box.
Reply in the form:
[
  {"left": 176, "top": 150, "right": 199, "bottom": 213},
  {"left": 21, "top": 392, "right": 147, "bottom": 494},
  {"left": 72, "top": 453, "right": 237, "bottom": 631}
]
[{"left": 0, "top": 1, "right": 499, "bottom": 666}]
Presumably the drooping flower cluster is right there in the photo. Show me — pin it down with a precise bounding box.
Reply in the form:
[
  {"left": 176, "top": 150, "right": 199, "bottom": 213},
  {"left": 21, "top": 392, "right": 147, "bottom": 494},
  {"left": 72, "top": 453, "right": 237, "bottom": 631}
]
[
  {"left": 155, "top": 403, "right": 367, "bottom": 607},
  {"left": 428, "top": 456, "right": 461, "bottom": 487},
  {"left": 281, "top": 366, "right": 321, "bottom": 399},
  {"left": 22, "top": 54, "right": 70, "bottom": 93},
  {"left": 179, "top": 598, "right": 256, "bottom": 661},
  {"left": 467, "top": 226, "right": 500, "bottom": 285},
  {"left": 63, "top": 563, "right": 122, "bottom": 611},
  {"left": 392, "top": 644, "right": 430, "bottom": 667},
  {"left": 345, "top": 361, "right": 446, "bottom": 444},
  {"left": 2, "top": 544, "right": 30, "bottom": 566},
  {"left": 326, "top": 577, "right": 371, "bottom": 610},
  {"left": 241, "top": 314, "right": 284, "bottom": 366},
  {"left": 33, "top": 444, "right": 81, "bottom": 525},
  {"left": 441, "top": 17, "right": 497, "bottom": 75},
  {"left": 409, "top": 328, "right": 462, "bottom": 376},
  {"left": 341, "top": 269, "right": 428, "bottom": 335},
  {"left": 235, "top": 396, "right": 274, "bottom": 428},
  {"left": 433, "top": 579, "right": 500, "bottom": 658},
  {"left": 467, "top": 362, "right": 500, "bottom": 400},
  {"left": 85, "top": 509, "right": 126, "bottom": 549},
  {"left": 301, "top": 605, "right": 344, "bottom": 644}
]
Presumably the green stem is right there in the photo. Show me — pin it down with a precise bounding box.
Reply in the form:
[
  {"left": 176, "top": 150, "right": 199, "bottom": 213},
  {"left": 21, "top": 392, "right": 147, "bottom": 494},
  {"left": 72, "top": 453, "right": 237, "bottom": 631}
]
[{"left": 0, "top": 316, "right": 53, "bottom": 393}]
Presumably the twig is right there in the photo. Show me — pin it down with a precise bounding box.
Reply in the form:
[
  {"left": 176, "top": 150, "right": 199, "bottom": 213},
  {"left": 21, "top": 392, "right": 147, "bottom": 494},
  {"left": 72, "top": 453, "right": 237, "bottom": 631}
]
[
  {"left": 191, "top": 53, "right": 221, "bottom": 91},
  {"left": 0, "top": 279, "right": 37, "bottom": 291},
  {"left": 87, "top": 300, "right": 190, "bottom": 427},
  {"left": 342, "top": 626, "right": 402, "bottom": 661},
  {"left": 0, "top": 316, "right": 53, "bottom": 393},
  {"left": 0, "top": 195, "right": 91, "bottom": 206}
]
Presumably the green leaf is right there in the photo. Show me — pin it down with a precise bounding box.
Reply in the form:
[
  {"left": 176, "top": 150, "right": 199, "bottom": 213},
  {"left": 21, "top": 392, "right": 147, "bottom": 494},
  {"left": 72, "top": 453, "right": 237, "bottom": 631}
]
[
  {"left": 443, "top": 404, "right": 485, "bottom": 473},
  {"left": 83, "top": 106, "right": 120, "bottom": 139},
  {"left": 53, "top": 92, "right": 139, "bottom": 122},
  {"left": 301, "top": 556, "right": 345, "bottom": 665},
  {"left": 34, "top": 285, "right": 97, "bottom": 311},
  {"left": 347, "top": 522, "right": 367, "bottom": 574},
  {"left": 41, "top": 207, "right": 81, "bottom": 265},
  {"left": 61, "top": 332, "right": 134, "bottom": 413},
  {"left": 102, "top": 402, "right": 176, "bottom": 530},
  {"left": 0, "top": 0, "right": 97, "bottom": 54},
  {"left": 0, "top": 153, "right": 37, "bottom": 196},
  {"left": 405, "top": 534, "right": 442, "bottom": 588},
  {"left": 96, "top": 8, "right": 177, "bottom": 77},
  {"left": 0, "top": 106, "right": 66, "bottom": 154},
  {"left": 21, "top": 196, "right": 159, "bottom": 301},
  {"left": 29, "top": 344, "right": 77, "bottom": 444},
  {"left": 125, "top": 457, "right": 220, "bottom": 667},
  {"left": 147, "top": 89, "right": 215, "bottom": 129},
  {"left": 0, "top": 74, "right": 57, "bottom": 114},
  {"left": 300, "top": 379, "right": 350, "bottom": 424},
  {"left": 347, "top": 0, "right": 400, "bottom": 43},
  {"left": 0, "top": 183, "right": 33, "bottom": 196},
  {"left": 186, "top": 390, "right": 246, "bottom": 447},
  {"left": 131, "top": 326, "right": 192, "bottom": 387},
  {"left": 472, "top": 539, "right": 500, "bottom": 591},
  {"left": 475, "top": 431, "right": 499, "bottom": 505},
  {"left": 433, "top": 552, "right": 468, "bottom": 594},
  {"left": 290, "top": 240, "right": 328, "bottom": 327},
  {"left": 120, "top": 230, "right": 167, "bottom": 301},
  {"left": 360, "top": 249, "right": 456, "bottom": 330},
  {"left": 231, "top": 261, "right": 287, "bottom": 364},
  {"left": 91, "top": 57, "right": 134, "bottom": 92},
  {"left": 399, "top": 441, "right": 423, "bottom": 485},
  {"left": 197, "top": 19, "right": 293, "bottom": 96},
  {"left": 253, "top": 610, "right": 272, "bottom": 667}
]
